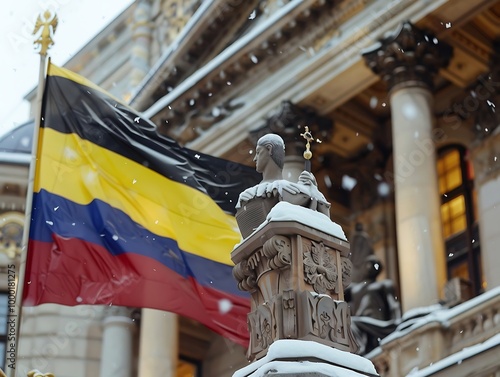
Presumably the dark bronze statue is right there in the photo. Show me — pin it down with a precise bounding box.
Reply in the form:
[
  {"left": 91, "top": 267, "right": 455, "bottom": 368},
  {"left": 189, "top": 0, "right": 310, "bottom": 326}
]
[{"left": 346, "top": 227, "right": 401, "bottom": 355}]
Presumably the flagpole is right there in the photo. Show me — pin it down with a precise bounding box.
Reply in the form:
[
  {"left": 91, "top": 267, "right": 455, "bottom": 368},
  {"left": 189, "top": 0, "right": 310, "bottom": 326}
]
[{"left": 4, "top": 11, "right": 57, "bottom": 377}]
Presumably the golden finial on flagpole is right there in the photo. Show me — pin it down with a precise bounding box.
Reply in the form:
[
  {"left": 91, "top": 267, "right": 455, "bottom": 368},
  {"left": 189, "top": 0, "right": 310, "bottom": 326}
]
[
  {"left": 300, "top": 126, "right": 322, "bottom": 171},
  {"left": 33, "top": 10, "right": 58, "bottom": 56}
]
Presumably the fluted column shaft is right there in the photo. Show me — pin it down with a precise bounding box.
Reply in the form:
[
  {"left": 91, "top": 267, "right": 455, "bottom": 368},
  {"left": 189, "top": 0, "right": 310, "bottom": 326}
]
[{"left": 363, "top": 22, "right": 452, "bottom": 312}]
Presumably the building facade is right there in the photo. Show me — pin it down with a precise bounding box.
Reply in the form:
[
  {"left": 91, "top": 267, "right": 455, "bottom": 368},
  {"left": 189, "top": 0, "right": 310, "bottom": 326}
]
[{"left": 2, "top": 0, "right": 499, "bottom": 376}]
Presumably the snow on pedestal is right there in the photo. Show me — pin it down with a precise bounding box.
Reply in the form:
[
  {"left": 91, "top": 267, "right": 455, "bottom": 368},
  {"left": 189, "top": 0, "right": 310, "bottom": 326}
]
[{"left": 233, "top": 340, "right": 378, "bottom": 377}]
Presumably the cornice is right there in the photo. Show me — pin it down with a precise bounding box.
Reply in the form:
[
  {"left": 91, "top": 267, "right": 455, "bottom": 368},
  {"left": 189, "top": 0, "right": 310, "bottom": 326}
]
[
  {"left": 449, "top": 28, "right": 490, "bottom": 65},
  {"left": 130, "top": 0, "right": 260, "bottom": 109},
  {"left": 185, "top": 0, "right": 450, "bottom": 155},
  {"left": 155, "top": 0, "right": 496, "bottom": 156},
  {"left": 144, "top": 1, "right": 340, "bottom": 140}
]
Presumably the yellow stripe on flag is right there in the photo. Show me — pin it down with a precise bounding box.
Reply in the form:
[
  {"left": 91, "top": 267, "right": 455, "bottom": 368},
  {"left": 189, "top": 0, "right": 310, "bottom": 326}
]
[{"left": 34, "top": 127, "right": 239, "bottom": 265}]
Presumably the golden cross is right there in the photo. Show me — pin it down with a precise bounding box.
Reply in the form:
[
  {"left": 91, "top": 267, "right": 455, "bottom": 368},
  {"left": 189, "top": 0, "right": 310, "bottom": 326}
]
[{"left": 300, "top": 126, "right": 322, "bottom": 161}]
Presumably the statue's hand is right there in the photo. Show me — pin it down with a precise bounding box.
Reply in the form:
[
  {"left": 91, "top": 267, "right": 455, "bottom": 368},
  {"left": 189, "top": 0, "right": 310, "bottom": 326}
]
[
  {"left": 298, "top": 170, "right": 318, "bottom": 186},
  {"left": 237, "top": 187, "right": 257, "bottom": 206},
  {"left": 277, "top": 181, "right": 302, "bottom": 195}
]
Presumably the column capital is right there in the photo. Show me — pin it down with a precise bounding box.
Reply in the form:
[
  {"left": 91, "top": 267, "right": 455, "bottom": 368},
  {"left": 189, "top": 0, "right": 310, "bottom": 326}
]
[
  {"left": 250, "top": 100, "right": 333, "bottom": 157},
  {"left": 363, "top": 21, "right": 452, "bottom": 93}
]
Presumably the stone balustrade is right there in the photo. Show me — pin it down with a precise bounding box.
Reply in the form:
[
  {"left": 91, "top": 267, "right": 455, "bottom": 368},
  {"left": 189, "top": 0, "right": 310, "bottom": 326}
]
[{"left": 368, "top": 287, "right": 500, "bottom": 376}]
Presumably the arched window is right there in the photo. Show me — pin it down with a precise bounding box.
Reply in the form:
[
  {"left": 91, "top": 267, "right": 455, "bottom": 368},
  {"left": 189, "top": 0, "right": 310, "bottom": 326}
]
[{"left": 437, "top": 145, "right": 482, "bottom": 296}]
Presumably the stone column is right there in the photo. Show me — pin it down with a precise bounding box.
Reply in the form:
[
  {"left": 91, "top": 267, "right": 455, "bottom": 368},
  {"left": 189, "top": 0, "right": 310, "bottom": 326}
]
[
  {"left": 138, "top": 309, "right": 178, "bottom": 377},
  {"left": 470, "top": 132, "right": 500, "bottom": 291},
  {"left": 250, "top": 100, "right": 332, "bottom": 182},
  {"left": 469, "top": 46, "right": 500, "bottom": 291},
  {"left": 363, "top": 22, "right": 452, "bottom": 312},
  {"left": 130, "top": 0, "right": 153, "bottom": 87},
  {"left": 99, "top": 307, "right": 135, "bottom": 377},
  {"left": 283, "top": 155, "right": 304, "bottom": 182}
]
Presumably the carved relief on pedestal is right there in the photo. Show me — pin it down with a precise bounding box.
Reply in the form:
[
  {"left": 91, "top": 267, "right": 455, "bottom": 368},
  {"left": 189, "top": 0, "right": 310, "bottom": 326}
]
[
  {"left": 232, "top": 259, "right": 257, "bottom": 293},
  {"left": 233, "top": 235, "right": 292, "bottom": 306},
  {"left": 282, "top": 290, "right": 296, "bottom": 339},
  {"left": 298, "top": 291, "right": 358, "bottom": 352},
  {"left": 248, "top": 304, "right": 274, "bottom": 356},
  {"left": 303, "top": 241, "right": 338, "bottom": 294},
  {"left": 302, "top": 239, "right": 353, "bottom": 298},
  {"left": 262, "top": 235, "right": 291, "bottom": 269}
]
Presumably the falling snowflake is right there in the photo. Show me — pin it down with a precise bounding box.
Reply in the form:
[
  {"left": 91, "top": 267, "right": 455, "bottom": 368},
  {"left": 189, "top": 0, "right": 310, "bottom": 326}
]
[{"left": 218, "top": 298, "right": 233, "bottom": 314}]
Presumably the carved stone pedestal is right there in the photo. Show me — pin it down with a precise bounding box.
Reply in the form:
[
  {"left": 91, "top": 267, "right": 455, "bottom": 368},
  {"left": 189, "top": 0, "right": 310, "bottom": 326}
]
[
  {"left": 231, "top": 203, "right": 379, "bottom": 376},
  {"left": 231, "top": 202, "right": 360, "bottom": 361}
]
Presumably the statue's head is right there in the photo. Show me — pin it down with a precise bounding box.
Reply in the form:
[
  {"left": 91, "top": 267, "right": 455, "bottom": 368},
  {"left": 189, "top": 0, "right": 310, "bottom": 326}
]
[
  {"left": 255, "top": 134, "right": 285, "bottom": 172},
  {"left": 364, "top": 254, "right": 383, "bottom": 280}
]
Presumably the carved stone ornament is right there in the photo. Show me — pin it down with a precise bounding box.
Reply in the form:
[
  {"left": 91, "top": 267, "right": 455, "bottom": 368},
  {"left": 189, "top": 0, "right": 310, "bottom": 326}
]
[
  {"left": 303, "top": 241, "right": 338, "bottom": 294},
  {"left": 231, "top": 220, "right": 357, "bottom": 361},
  {"left": 232, "top": 259, "right": 257, "bottom": 292},
  {"left": 262, "top": 235, "right": 292, "bottom": 269}
]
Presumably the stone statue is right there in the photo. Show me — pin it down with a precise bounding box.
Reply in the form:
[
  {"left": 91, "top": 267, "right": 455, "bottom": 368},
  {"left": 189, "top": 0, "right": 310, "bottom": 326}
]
[
  {"left": 346, "top": 253, "right": 401, "bottom": 355},
  {"left": 235, "top": 134, "right": 330, "bottom": 237}
]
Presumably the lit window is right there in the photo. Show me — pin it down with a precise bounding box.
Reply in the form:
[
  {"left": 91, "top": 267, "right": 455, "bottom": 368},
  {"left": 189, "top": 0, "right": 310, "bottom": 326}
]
[
  {"left": 438, "top": 149, "right": 462, "bottom": 194},
  {"left": 441, "top": 195, "right": 466, "bottom": 238},
  {"left": 437, "top": 146, "right": 482, "bottom": 297},
  {"left": 177, "top": 359, "right": 198, "bottom": 377}
]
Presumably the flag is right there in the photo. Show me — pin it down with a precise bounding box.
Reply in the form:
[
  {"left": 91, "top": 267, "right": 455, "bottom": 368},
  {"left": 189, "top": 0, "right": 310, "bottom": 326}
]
[{"left": 24, "top": 63, "right": 259, "bottom": 346}]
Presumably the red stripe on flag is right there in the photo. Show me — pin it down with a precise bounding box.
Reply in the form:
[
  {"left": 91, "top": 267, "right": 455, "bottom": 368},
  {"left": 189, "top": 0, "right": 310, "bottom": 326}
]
[{"left": 25, "top": 236, "right": 249, "bottom": 346}]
